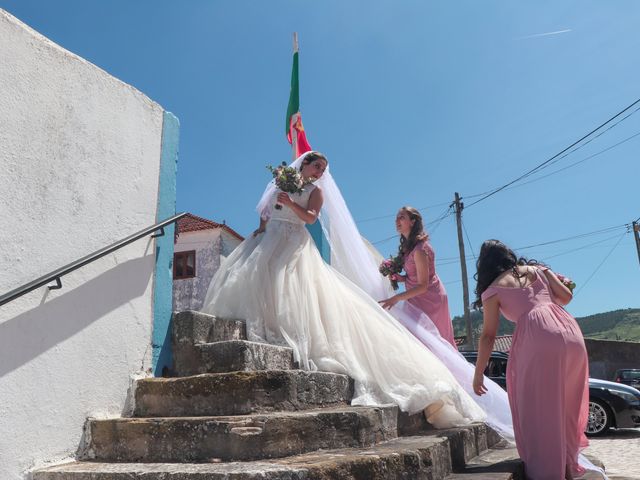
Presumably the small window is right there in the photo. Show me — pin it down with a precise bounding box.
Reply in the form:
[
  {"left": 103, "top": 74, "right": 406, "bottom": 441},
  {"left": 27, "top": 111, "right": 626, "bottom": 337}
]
[{"left": 174, "top": 250, "right": 196, "bottom": 279}]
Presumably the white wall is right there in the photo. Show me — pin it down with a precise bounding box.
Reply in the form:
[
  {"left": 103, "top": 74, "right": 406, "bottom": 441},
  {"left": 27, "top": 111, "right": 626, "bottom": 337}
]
[
  {"left": 0, "top": 10, "right": 168, "bottom": 479},
  {"left": 173, "top": 229, "right": 242, "bottom": 311}
]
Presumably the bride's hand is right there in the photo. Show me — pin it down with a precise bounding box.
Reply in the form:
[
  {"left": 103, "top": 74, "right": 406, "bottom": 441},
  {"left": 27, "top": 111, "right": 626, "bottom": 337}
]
[
  {"left": 277, "top": 192, "right": 293, "bottom": 207},
  {"left": 390, "top": 274, "right": 406, "bottom": 283},
  {"left": 252, "top": 227, "right": 265, "bottom": 237},
  {"left": 472, "top": 371, "right": 487, "bottom": 396},
  {"left": 378, "top": 296, "right": 399, "bottom": 310}
]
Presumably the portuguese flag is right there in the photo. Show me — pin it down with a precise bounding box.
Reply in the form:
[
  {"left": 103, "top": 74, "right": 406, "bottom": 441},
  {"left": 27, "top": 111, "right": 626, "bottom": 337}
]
[{"left": 286, "top": 34, "right": 312, "bottom": 157}]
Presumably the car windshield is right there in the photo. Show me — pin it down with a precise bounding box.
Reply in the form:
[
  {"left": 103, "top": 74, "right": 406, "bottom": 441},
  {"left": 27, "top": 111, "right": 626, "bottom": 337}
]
[{"left": 620, "top": 370, "right": 640, "bottom": 380}]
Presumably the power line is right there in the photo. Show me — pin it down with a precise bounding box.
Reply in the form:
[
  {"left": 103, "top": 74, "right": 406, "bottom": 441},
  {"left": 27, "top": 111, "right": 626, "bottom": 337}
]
[
  {"left": 358, "top": 104, "right": 640, "bottom": 228},
  {"left": 428, "top": 205, "right": 454, "bottom": 236},
  {"left": 539, "top": 233, "right": 625, "bottom": 261},
  {"left": 516, "top": 224, "right": 629, "bottom": 250},
  {"left": 461, "top": 219, "right": 477, "bottom": 261},
  {"left": 436, "top": 222, "right": 630, "bottom": 264},
  {"left": 485, "top": 130, "right": 640, "bottom": 194},
  {"left": 371, "top": 234, "right": 398, "bottom": 246},
  {"left": 574, "top": 231, "right": 629, "bottom": 297},
  {"left": 464, "top": 97, "right": 640, "bottom": 209},
  {"left": 356, "top": 200, "right": 452, "bottom": 224},
  {"left": 442, "top": 232, "right": 628, "bottom": 288},
  {"left": 370, "top": 205, "right": 454, "bottom": 246},
  {"left": 539, "top": 104, "right": 640, "bottom": 172}
]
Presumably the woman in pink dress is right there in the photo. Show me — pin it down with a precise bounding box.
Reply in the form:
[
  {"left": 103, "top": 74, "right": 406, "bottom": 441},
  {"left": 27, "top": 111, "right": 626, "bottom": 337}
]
[
  {"left": 472, "top": 239, "right": 589, "bottom": 480},
  {"left": 379, "top": 206, "right": 457, "bottom": 348}
]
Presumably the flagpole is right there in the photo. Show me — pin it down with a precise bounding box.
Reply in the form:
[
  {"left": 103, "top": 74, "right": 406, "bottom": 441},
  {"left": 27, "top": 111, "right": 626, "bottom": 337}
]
[{"left": 291, "top": 32, "right": 299, "bottom": 161}]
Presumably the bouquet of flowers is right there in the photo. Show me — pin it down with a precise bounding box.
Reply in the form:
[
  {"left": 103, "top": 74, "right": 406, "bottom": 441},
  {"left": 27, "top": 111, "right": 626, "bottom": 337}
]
[
  {"left": 556, "top": 273, "right": 576, "bottom": 293},
  {"left": 379, "top": 255, "right": 404, "bottom": 290},
  {"left": 267, "top": 162, "right": 309, "bottom": 210}
]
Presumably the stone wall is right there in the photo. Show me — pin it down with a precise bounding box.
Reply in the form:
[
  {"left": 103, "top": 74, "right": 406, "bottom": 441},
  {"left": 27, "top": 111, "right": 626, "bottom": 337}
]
[
  {"left": 173, "top": 229, "right": 242, "bottom": 312},
  {"left": 585, "top": 338, "right": 640, "bottom": 381}
]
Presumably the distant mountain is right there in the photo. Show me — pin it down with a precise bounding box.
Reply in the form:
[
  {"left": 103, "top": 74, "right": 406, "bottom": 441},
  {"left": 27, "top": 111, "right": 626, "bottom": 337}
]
[
  {"left": 452, "top": 308, "right": 640, "bottom": 342},
  {"left": 576, "top": 308, "right": 640, "bottom": 341}
]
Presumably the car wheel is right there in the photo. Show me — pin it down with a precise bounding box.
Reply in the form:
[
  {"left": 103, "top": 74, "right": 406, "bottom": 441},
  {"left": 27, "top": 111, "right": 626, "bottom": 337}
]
[{"left": 586, "top": 399, "right": 611, "bottom": 436}]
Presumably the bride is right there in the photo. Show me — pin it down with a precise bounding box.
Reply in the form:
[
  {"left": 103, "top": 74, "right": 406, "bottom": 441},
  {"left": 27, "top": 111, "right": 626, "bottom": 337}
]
[{"left": 202, "top": 151, "right": 484, "bottom": 426}]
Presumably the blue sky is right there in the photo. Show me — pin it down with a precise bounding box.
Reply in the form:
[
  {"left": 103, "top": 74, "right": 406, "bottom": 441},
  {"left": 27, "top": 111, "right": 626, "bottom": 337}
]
[{"left": 3, "top": 1, "right": 639, "bottom": 318}]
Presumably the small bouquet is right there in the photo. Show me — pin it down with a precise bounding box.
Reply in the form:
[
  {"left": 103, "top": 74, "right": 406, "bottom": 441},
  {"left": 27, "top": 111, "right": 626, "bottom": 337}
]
[
  {"left": 267, "top": 162, "right": 308, "bottom": 210},
  {"left": 379, "top": 255, "right": 404, "bottom": 290},
  {"left": 556, "top": 273, "right": 576, "bottom": 293}
]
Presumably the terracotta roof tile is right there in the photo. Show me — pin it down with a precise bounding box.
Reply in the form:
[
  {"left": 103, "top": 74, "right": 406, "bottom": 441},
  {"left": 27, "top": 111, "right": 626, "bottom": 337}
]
[
  {"left": 176, "top": 213, "right": 244, "bottom": 241},
  {"left": 493, "top": 335, "right": 513, "bottom": 353}
]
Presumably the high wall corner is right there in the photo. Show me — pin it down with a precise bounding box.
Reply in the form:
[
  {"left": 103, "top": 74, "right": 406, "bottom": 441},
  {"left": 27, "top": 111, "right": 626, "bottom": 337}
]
[{"left": 152, "top": 111, "right": 180, "bottom": 376}]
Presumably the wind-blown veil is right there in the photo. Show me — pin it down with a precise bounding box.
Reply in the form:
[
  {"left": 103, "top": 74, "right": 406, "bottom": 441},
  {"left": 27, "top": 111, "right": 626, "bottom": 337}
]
[{"left": 256, "top": 152, "right": 605, "bottom": 477}]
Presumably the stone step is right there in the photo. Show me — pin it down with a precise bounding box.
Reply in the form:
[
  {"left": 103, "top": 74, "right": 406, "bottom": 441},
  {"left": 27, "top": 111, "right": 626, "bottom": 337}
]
[
  {"left": 175, "top": 340, "right": 296, "bottom": 376},
  {"left": 446, "top": 440, "right": 523, "bottom": 480},
  {"left": 85, "top": 405, "right": 399, "bottom": 463},
  {"left": 172, "top": 311, "right": 248, "bottom": 375},
  {"left": 173, "top": 310, "right": 247, "bottom": 344},
  {"left": 34, "top": 433, "right": 457, "bottom": 479},
  {"left": 133, "top": 370, "right": 354, "bottom": 417}
]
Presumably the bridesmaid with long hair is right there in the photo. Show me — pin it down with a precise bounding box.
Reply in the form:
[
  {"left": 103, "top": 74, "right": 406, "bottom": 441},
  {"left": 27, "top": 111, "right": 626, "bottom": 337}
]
[
  {"left": 379, "top": 206, "right": 457, "bottom": 348},
  {"left": 472, "top": 239, "right": 589, "bottom": 480}
]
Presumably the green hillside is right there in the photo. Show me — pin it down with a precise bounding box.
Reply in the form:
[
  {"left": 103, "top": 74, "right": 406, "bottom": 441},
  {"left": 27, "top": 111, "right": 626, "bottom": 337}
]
[{"left": 452, "top": 308, "right": 640, "bottom": 342}]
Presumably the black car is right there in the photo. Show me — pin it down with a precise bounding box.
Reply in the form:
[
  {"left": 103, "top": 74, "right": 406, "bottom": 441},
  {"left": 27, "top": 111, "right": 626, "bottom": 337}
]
[
  {"left": 613, "top": 368, "right": 640, "bottom": 389},
  {"left": 461, "top": 351, "right": 508, "bottom": 390},
  {"left": 461, "top": 351, "right": 640, "bottom": 436}
]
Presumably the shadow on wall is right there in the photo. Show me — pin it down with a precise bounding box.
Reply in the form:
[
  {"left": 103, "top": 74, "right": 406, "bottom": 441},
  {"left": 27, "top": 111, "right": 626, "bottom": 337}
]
[{"left": 0, "top": 254, "right": 154, "bottom": 379}]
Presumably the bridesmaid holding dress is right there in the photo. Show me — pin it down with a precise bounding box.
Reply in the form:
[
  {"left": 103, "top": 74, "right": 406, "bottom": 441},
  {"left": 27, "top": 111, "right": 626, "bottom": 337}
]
[
  {"left": 379, "top": 206, "right": 457, "bottom": 348},
  {"left": 472, "top": 239, "right": 589, "bottom": 480}
]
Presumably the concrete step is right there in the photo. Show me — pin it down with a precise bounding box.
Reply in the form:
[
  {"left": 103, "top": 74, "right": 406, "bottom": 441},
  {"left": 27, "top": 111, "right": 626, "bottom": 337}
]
[
  {"left": 133, "top": 370, "right": 354, "bottom": 417},
  {"left": 85, "top": 405, "right": 399, "bottom": 463},
  {"left": 446, "top": 440, "right": 523, "bottom": 480},
  {"left": 175, "top": 340, "right": 296, "bottom": 376},
  {"left": 34, "top": 433, "right": 457, "bottom": 479}
]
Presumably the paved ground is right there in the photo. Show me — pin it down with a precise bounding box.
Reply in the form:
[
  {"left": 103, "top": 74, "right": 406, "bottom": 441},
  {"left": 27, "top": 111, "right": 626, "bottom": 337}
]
[{"left": 583, "top": 428, "right": 640, "bottom": 479}]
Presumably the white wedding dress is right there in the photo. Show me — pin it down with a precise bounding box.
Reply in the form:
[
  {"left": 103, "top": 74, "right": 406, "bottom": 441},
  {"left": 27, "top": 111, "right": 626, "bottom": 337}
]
[{"left": 202, "top": 183, "right": 485, "bottom": 425}]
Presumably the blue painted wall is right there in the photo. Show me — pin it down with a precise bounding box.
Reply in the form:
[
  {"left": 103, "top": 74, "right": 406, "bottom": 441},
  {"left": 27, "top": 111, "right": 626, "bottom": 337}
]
[
  {"left": 152, "top": 111, "right": 179, "bottom": 376},
  {"left": 307, "top": 222, "right": 330, "bottom": 263}
]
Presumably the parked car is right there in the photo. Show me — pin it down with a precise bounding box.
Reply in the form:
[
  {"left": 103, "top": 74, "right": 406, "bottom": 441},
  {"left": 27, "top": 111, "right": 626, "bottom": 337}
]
[
  {"left": 461, "top": 351, "right": 640, "bottom": 436},
  {"left": 613, "top": 368, "right": 640, "bottom": 389}
]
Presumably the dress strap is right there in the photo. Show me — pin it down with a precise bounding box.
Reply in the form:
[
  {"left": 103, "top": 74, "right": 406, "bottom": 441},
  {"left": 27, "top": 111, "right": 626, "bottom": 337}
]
[
  {"left": 481, "top": 286, "right": 498, "bottom": 302},
  {"left": 536, "top": 266, "right": 550, "bottom": 282}
]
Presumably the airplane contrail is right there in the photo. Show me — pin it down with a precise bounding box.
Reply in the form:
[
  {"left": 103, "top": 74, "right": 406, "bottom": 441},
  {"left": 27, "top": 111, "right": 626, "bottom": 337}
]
[{"left": 518, "top": 29, "right": 572, "bottom": 40}]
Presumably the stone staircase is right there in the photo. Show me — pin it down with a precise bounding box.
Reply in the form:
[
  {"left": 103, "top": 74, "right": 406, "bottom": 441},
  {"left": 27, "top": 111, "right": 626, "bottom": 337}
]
[{"left": 34, "top": 310, "right": 523, "bottom": 479}]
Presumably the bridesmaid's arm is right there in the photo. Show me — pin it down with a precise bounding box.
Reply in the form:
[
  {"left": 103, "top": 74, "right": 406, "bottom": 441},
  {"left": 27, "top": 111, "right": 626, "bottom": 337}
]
[
  {"left": 279, "top": 187, "right": 324, "bottom": 224},
  {"left": 253, "top": 217, "right": 268, "bottom": 236},
  {"left": 541, "top": 268, "right": 573, "bottom": 306},
  {"left": 379, "top": 250, "right": 429, "bottom": 309},
  {"left": 473, "top": 294, "right": 500, "bottom": 396}
]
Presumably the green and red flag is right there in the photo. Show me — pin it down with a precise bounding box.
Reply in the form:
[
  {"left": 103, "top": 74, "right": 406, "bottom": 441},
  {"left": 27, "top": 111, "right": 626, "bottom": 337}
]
[{"left": 286, "top": 34, "right": 312, "bottom": 157}]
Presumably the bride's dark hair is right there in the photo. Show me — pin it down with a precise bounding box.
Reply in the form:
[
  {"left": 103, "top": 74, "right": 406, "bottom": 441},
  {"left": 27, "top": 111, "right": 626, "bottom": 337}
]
[
  {"left": 473, "top": 239, "right": 545, "bottom": 310},
  {"left": 397, "top": 206, "right": 428, "bottom": 262},
  {"left": 299, "top": 151, "right": 328, "bottom": 170}
]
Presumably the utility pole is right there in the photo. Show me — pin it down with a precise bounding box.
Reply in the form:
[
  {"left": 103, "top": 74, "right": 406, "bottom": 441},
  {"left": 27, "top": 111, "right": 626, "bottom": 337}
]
[
  {"left": 633, "top": 221, "right": 640, "bottom": 267},
  {"left": 453, "top": 192, "right": 472, "bottom": 349}
]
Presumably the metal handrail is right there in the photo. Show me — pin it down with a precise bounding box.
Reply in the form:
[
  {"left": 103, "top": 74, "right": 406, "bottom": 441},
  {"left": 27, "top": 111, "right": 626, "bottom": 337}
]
[{"left": 0, "top": 212, "right": 187, "bottom": 307}]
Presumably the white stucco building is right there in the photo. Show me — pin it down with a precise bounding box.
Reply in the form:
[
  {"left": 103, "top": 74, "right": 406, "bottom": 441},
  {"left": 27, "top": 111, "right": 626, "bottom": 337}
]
[
  {"left": 0, "top": 9, "right": 178, "bottom": 479},
  {"left": 173, "top": 213, "right": 244, "bottom": 312}
]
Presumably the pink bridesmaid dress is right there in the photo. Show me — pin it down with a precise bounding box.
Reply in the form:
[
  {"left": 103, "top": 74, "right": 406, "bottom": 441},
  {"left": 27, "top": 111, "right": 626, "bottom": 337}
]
[
  {"left": 404, "top": 240, "right": 457, "bottom": 348},
  {"left": 481, "top": 268, "right": 589, "bottom": 479}
]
